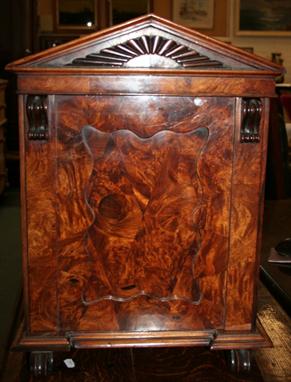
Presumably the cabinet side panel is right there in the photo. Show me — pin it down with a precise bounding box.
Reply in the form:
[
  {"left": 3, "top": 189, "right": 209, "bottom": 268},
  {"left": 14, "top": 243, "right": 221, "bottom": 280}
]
[
  {"left": 25, "top": 95, "right": 59, "bottom": 334},
  {"left": 225, "top": 97, "right": 267, "bottom": 331}
]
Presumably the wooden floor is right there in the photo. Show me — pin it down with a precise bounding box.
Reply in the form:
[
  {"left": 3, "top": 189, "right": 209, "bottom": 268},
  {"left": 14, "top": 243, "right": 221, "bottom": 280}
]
[
  {"left": 1, "top": 284, "right": 290, "bottom": 382},
  {"left": 256, "top": 284, "right": 291, "bottom": 382}
]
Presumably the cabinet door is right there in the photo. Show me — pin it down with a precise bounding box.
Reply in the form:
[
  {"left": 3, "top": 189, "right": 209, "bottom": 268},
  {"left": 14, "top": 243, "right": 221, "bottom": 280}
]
[{"left": 25, "top": 95, "right": 235, "bottom": 334}]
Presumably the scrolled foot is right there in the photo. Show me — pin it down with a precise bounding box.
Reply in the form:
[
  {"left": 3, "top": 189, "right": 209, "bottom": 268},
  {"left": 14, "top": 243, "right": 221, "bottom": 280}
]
[
  {"left": 30, "top": 351, "right": 54, "bottom": 376},
  {"left": 225, "top": 349, "right": 252, "bottom": 375}
]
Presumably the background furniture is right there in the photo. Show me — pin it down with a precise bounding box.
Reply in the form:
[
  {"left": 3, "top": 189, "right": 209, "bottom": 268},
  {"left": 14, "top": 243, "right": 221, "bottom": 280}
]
[
  {"left": 7, "top": 14, "right": 283, "bottom": 376},
  {"left": 265, "top": 84, "right": 291, "bottom": 200},
  {"left": 262, "top": 84, "right": 291, "bottom": 316},
  {"left": 0, "top": 79, "right": 8, "bottom": 195}
]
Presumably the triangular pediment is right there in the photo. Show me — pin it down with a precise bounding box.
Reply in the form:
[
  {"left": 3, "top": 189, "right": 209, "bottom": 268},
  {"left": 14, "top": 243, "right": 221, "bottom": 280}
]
[{"left": 7, "top": 14, "right": 283, "bottom": 75}]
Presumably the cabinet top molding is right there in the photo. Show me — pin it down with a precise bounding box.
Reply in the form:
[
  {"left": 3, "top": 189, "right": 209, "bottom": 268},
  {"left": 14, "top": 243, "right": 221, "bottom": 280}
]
[{"left": 6, "top": 14, "right": 284, "bottom": 77}]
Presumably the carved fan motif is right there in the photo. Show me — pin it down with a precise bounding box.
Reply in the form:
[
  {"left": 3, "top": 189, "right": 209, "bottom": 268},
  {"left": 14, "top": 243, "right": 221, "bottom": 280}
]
[{"left": 68, "top": 35, "right": 224, "bottom": 69}]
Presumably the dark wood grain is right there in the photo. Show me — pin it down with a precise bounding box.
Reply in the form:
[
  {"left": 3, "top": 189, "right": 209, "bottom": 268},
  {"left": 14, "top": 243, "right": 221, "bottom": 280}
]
[
  {"left": 5, "top": 282, "right": 288, "bottom": 382},
  {"left": 6, "top": 14, "right": 283, "bottom": 76},
  {"left": 133, "top": 347, "right": 263, "bottom": 382},
  {"left": 25, "top": 115, "right": 58, "bottom": 333},
  {"left": 17, "top": 75, "right": 277, "bottom": 98},
  {"left": 48, "top": 95, "right": 233, "bottom": 333},
  {"left": 256, "top": 284, "right": 291, "bottom": 382},
  {"left": 58, "top": 97, "right": 231, "bottom": 330}
]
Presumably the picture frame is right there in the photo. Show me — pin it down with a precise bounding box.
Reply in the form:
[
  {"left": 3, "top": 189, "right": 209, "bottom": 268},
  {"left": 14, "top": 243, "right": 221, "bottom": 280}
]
[
  {"left": 110, "top": 0, "right": 152, "bottom": 26},
  {"left": 39, "top": 34, "right": 80, "bottom": 50},
  {"left": 55, "top": 0, "right": 97, "bottom": 31},
  {"left": 172, "top": 0, "right": 214, "bottom": 29},
  {"left": 236, "top": 0, "right": 291, "bottom": 36}
]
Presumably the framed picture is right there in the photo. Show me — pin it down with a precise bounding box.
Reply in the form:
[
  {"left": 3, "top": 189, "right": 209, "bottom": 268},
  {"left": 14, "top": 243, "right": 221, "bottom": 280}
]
[
  {"left": 55, "top": 0, "right": 97, "bottom": 31},
  {"left": 39, "top": 34, "right": 80, "bottom": 50},
  {"left": 236, "top": 0, "right": 291, "bottom": 36},
  {"left": 172, "top": 0, "right": 214, "bottom": 29},
  {"left": 110, "top": 0, "right": 152, "bottom": 26}
]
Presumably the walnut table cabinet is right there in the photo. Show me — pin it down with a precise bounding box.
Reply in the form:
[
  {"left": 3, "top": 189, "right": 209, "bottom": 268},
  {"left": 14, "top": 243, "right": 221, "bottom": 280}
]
[{"left": 7, "top": 15, "right": 283, "bottom": 376}]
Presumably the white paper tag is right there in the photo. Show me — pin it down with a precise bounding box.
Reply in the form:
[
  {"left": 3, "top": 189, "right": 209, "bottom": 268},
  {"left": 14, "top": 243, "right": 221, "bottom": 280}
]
[{"left": 64, "top": 358, "right": 75, "bottom": 369}]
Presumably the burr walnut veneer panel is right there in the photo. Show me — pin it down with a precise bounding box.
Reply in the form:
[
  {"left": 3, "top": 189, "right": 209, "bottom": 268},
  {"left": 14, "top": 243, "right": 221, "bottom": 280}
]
[{"left": 26, "top": 96, "right": 234, "bottom": 334}]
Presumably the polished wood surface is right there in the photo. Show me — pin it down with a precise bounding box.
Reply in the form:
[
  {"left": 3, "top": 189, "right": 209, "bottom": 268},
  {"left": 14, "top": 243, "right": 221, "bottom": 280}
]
[
  {"left": 7, "top": 14, "right": 282, "bottom": 76},
  {"left": 6, "top": 14, "right": 284, "bottom": 357},
  {"left": 4, "top": 283, "right": 290, "bottom": 382}
]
